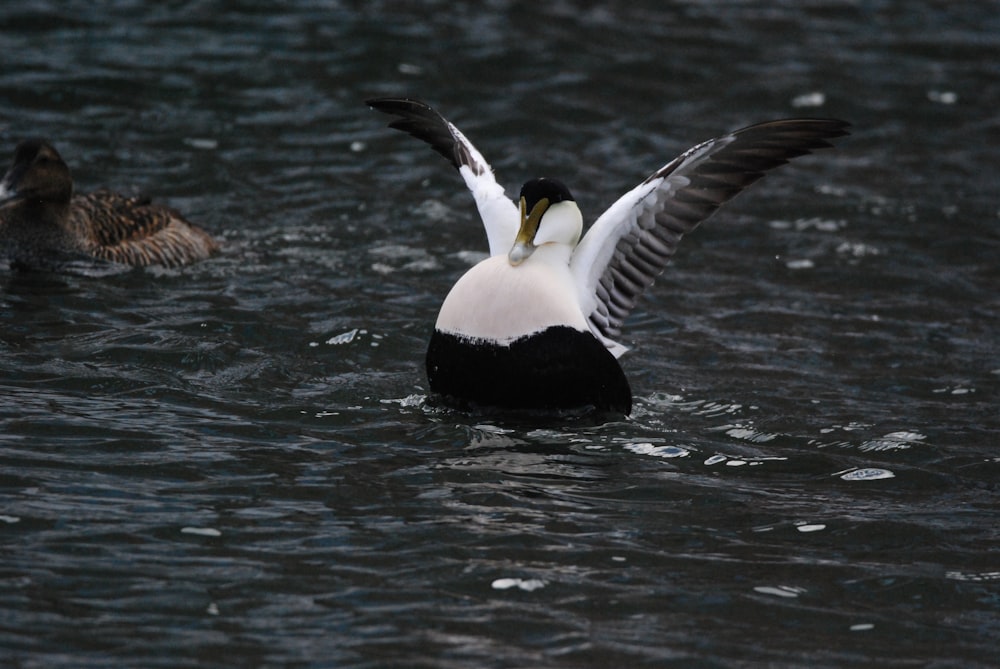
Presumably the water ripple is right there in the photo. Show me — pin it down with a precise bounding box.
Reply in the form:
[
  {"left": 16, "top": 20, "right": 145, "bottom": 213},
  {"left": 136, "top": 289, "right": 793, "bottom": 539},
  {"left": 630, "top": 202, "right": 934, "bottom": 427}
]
[{"left": 2, "top": 1, "right": 999, "bottom": 667}]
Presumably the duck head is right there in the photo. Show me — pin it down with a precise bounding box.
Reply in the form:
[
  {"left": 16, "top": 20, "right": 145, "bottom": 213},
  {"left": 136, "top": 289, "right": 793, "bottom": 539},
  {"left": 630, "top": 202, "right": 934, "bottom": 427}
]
[{"left": 508, "top": 177, "right": 582, "bottom": 266}]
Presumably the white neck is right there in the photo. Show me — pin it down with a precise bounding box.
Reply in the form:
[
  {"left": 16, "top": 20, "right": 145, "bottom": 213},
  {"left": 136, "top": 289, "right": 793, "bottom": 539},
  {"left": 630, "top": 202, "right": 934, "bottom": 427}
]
[{"left": 533, "top": 200, "right": 582, "bottom": 248}]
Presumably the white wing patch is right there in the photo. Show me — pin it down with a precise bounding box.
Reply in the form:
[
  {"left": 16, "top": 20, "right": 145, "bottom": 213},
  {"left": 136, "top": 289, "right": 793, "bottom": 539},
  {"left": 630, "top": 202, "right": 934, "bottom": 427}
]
[{"left": 457, "top": 164, "right": 518, "bottom": 257}]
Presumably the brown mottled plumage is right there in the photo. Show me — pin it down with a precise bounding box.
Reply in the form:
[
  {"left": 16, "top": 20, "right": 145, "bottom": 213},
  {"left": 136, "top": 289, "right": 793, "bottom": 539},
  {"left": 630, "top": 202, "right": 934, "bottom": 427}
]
[{"left": 0, "top": 138, "right": 218, "bottom": 270}]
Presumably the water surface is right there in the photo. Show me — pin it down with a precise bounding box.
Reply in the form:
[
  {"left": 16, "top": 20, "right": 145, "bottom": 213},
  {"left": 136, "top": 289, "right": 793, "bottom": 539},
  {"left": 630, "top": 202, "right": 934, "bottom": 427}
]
[{"left": 1, "top": 2, "right": 998, "bottom": 667}]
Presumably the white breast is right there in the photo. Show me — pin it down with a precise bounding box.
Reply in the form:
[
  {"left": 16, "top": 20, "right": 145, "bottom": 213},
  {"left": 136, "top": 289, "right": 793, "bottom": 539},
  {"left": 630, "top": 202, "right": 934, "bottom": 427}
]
[{"left": 434, "top": 246, "right": 589, "bottom": 344}]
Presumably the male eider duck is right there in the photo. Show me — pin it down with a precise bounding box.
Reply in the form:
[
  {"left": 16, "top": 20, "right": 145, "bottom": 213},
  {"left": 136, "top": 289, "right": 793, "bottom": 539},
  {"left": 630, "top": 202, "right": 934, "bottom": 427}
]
[
  {"left": 367, "top": 97, "right": 849, "bottom": 416},
  {"left": 0, "top": 138, "right": 218, "bottom": 270}
]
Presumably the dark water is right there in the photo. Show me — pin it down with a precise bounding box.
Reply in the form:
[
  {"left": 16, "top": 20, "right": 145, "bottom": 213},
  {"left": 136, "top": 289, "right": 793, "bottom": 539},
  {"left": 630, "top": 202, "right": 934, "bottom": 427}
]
[{"left": 1, "top": 2, "right": 998, "bottom": 667}]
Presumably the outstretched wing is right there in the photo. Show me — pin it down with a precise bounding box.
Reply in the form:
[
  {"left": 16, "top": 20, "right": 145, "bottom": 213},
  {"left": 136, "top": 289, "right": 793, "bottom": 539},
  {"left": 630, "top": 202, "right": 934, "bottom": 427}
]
[
  {"left": 366, "top": 97, "right": 519, "bottom": 256},
  {"left": 571, "top": 118, "right": 850, "bottom": 357}
]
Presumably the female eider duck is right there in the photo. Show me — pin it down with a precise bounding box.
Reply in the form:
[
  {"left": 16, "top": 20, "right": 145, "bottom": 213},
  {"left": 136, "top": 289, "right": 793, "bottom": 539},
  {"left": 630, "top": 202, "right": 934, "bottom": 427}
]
[
  {"left": 0, "top": 138, "right": 218, "bottom": 270},
  {"left": 367, "top": 98, "right": 849, "bottom": 416}
]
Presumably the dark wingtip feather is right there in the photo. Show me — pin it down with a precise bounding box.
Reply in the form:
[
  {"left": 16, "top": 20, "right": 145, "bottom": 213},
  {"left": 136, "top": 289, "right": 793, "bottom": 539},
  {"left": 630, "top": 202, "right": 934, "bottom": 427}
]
[
  {"left": 365, "top": 97, "right": 466, "bottom": 171},
  {"left": 589, "top": 117, "right": 850, "bottom": 346}
]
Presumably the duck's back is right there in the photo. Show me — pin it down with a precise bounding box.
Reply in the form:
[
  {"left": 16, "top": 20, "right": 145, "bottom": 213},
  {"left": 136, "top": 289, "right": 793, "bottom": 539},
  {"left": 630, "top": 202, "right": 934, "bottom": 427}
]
[{"left": 71, "top": 190, "right": 218, "bottom": 268}]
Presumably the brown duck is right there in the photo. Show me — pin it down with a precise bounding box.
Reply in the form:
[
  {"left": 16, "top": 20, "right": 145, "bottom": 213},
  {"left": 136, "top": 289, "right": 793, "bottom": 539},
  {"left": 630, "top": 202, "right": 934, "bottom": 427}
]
[{"left": 0, "top": 139, "right": 218, "bottom": 270}]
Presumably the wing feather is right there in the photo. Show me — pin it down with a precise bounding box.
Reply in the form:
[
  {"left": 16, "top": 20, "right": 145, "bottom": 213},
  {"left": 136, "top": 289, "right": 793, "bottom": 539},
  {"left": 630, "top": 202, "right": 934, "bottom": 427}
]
[
  {"left": 571, "top": 118, "right": 850, "bottom": 356},
  {"left": 366, "top": 97, "right": 519, "bottom": 256}
]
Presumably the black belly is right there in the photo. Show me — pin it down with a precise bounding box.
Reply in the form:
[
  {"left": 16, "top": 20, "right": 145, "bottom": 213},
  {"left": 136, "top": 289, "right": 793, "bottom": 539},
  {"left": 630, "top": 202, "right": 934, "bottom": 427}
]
[{"left": 426, "top": 325, "right": 632, "bottom": 415}]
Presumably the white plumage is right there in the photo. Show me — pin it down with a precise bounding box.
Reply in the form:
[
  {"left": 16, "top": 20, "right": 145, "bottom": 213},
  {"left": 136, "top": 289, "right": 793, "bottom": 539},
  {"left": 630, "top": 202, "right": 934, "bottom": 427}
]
[{"left": 367, "top": 98, "right": 849, "bottom": 414}]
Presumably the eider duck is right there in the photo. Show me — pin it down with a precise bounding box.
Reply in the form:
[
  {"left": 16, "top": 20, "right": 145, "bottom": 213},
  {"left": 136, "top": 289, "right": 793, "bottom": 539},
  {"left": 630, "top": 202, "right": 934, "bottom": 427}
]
[
  {"left": 0, "top": 138, "right": 218, "bottom": 270},
  {"left": 367, "top": 97, "right": 849, "bottom": 416}
]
